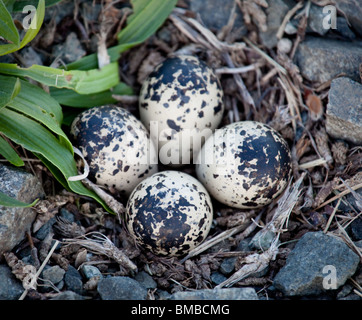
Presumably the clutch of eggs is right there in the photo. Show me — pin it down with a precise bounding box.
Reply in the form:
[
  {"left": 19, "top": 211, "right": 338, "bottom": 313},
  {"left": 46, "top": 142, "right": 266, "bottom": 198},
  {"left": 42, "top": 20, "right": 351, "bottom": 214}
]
[
  {"left": 196, "top": 121, "right": 292, "bottom": 209},
  {"left": 139, "top": 54, "right": 224, "bottom": 166},
  {"left": 70, "top": 105, "right": 158, "bottom": 196},
  {"left": 126, "top": 170, "right": 213, "bottom": 256}
]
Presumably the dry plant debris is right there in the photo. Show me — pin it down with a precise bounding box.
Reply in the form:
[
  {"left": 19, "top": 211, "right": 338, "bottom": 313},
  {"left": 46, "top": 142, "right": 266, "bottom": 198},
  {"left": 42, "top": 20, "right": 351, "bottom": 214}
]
[{"left": 1, "top": 0, "right": 361, "bottom": 300}]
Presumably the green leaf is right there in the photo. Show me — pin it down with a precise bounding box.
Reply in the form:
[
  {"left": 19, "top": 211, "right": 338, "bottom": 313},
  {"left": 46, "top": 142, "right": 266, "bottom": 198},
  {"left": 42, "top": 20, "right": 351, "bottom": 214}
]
[
  {"left": 19, "top": 0, "right": 45, "bottom": 49},
  {"left": 0, "top": 107, "right": 111, "bottom": 213},
  {"left": 0, "top": 0, "right": 20, "bottom": 45},
  {"left": 66, "top": 0, "right": 177, "bottom": 71},
  {"left": 117, "top": 0, "right": 177, "bottom": 44},
  {"left": 0, "top": 62, "right": 120, "bottom": 94},
  {"left": 50, "top": 82, "right": 133, "bottom": 108},
  {"left": 0, "top": 76, "right": 21, "bottom": 109},
  {"left": 65, "top": 45, "right": 126, "bottom": 71},
  {"left": 0, "top": 0, "right": 45, "bottom": 56},
  {"left": 0, "top": 191, "right": 38, "bottom": 207},
  {"left": 3, "top": 75, "right": 62, "bottom": 122},
  {"left": 0, "top": 135, "right": 24, "bottom": 166}
]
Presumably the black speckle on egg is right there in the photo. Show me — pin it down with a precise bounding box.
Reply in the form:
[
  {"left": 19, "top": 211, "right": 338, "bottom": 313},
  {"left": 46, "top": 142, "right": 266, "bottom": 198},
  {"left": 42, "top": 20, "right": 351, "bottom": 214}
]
[
  {"left": 70, "top": 105, "right": 158, "bottom": 195},
  {"left": 126, "top": 171, "right": 213, "bottom": 256},
  {"left": 139, "top": 55, "right": 224, "bottom": 166},
  {"left": 196, "top": 121, "right": 292, "bottom": 209}
]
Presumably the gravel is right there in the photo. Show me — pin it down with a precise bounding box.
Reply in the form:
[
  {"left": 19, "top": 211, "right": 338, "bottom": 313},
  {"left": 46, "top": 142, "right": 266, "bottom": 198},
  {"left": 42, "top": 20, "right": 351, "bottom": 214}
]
[
  {"left": 170, "top": 287, "right": 258, "bottom": 300},
  {"left": 326, "top": 77, "right": 362, "bottom": 145},
  {"left": 97, "top": 276, "right": 148, "bottom": 300},
  {"left": 0, "top": 265, "right": 24, "bottom": 300},
  {"left": 273, "top": 231, "right": 360, "bottom": 296},
  {"left": 295, "top": 36, "right": 362, "bottom": 83},
  {"left": 0, "top": 163, "right": 44, "bottom": 258}
]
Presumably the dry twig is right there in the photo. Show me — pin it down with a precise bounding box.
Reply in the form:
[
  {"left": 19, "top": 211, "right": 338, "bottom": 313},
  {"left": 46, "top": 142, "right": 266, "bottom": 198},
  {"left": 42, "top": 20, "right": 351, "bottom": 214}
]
[
  {"left": 180, "top": 211, "right": 263, "bottom": 264},
  {"left": 62, "top": 231, "right": 137, "bottom": 274},
  {"left": 216, "top": 174, "right": 305, "bottom": 288}
]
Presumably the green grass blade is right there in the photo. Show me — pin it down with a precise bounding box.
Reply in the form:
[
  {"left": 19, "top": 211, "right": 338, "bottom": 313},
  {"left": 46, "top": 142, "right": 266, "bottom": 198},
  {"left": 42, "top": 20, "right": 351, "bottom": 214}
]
[
  {"left": 19, "top": 0, "right": 45, "bottom": 49},
  {"left": 0, "top": 62, "right": 119, "bottom": 94},
  {"left": 4, "top": 77, "right": 73, "bottom": 151},
  {"left": 0, "top": 135, "right": 24, "bottom": 166},
  {"left": 0, "top": 0, "right": 20, "bottom": 46},
  {"left": 0, "top": 108, "right": 112, "bottom": 212},
  {"left": 49, "top": 82, "right": 133, "bottom": 108},
  {"left": 65, "top": 0, "right": 177, "bottom": 71},
  {"left": 0, "top": 107, "right": 71, "bottom": 170},
  {"left": 0, "top": 191, "right": 38, "bottom": 207},
  {"left": 0, "top": 76, "right": 21, "bottom": 109},
  {"left": 117, "top": 0, "right": 177, "bottom": 44},
  {"left": 3, "top": 76, "right": 63, "bottom": 122}
]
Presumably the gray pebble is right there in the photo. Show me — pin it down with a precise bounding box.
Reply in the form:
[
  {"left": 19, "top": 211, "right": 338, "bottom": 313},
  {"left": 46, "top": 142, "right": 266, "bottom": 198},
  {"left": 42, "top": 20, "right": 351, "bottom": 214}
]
[
  {"left": 219, "top": 257, "right": 236, "bottom": 276},
  {"left": 326, "top": 77, "right": 362, "bottom": 145},
  {"left": 295, "top": 37, "right": 362, "bottom": 84},
  {"left": 273, "top": 231, "right": 360, "bottom": 296},
  {"left": 42, "top": 265, "right": 66, "bottom": 288},
  {"left": 0, "top": 265, "right": 24, "bottom": 300},
  {"left": 135, "top": 271, "right": 157, "bottom": 289},
  {"left": 211, "top": 272, "right": 228, "bottom": 285},
  {"left": 249, "top": 229, "right": 276, "bottom": 251},
  {"left": 64, "top": 265, "right": 83, "bottom": 294},
  {"left": 81, "top": 265, "right": 103, "bottom": 280},
  {"left": 0, "top": 163, "right": 44, "bottom": 257},
  {"left": 97, "top": 276, "right": 148, "bottom": 300},
  {"left": 170, "top": 287, "right": 258, "bottom": 300}
]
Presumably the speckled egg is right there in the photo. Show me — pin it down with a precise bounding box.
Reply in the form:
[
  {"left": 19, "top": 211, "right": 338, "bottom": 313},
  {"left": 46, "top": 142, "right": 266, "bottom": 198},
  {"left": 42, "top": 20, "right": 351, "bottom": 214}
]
[
  {"left": 125, "top": 170, "right": 213, "bottom": 256},
  {"left": 70, "top": 105, "right": 158, "bottom": 195},
  {"left": 139, "top": 55, "right": 224, "bottom": 166},
  {"left": 195, "top": 121, "right": 292, "bottom": 209}
]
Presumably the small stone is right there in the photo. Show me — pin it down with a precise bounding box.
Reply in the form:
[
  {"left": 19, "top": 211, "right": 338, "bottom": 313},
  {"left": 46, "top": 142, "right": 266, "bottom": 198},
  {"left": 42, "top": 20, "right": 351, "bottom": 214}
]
[
  {"left": 52, "top": 32, "right": 86, "bottom": 64},
  {"left": 273, "top": 231, "right": 360, "bottom": 296},
  {"left": 135, "top": 271, "right": 157, "bottom": 289},
  {"left": 34, "top": 217, "right": 56, "bottom": 241},
  {"left": 97, "top": 276, "right": 148, "bottom": 300},
  {"left": 219, "top": 257, "right": 237, "bottom": 276},
  {"left": 295, "top": 36, "right": 362, "bottom": 83},
  {"left": 64, "top": 265, "right": 83, "bottom": 294},
  {"left": 189, "top": 0, "right": 246, "bottom": 36},
  {"left": 305, "top": 4, "right": 329, "bottom": 36},
  {"left": 170, "top": 287, "right": 258, "bottom": 300},
  {"left": 59, "top": 208, "right": 75, "bottom": 222},
  {"left": 249, "top": 229, "right": 276, "bottom": 251},
  {"left": 81, "top": 265, "right": 102, "bottom": 280},
  {"left": 335, "top": 17, "right": 356, "bottom": 40},
  {"left": 335, "top": 0, "right": 362, "bottom": 36},
  {"left": 277, "top": 38, "right": 293, "bottom": 54},
  {"left": 0, "top": 164, "right": 44, "bottom": 258},
  {"left": 326, "top": 77, "right": 362, "bottom": 145},
  {"left": 349, "top": 218, "right": 362, "bottom": 241},
  {"left": 156, "top": 290, "right": 172, "bottom": 300},
  {"left": 259, "top": 0, "right": 295, "bottom": 48},
  {"left": 0, "top": 264, "right": 24, "bottom": 300},
  {"left": 20, "top": 47, "right": 43, "bottom": 67},
  {"left": 42, "top": 265, "right": 66, "bottom": 286},
  {"left": 211, "top": 272, "right": 228, "bottom": 285},
  {"left": 236, "top": 238, "right": 252, "bottom": 252}
]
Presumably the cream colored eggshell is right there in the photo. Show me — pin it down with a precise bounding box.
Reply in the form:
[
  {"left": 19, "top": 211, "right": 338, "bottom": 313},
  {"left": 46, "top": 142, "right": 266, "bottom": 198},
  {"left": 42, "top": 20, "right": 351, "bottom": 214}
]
[
  {"left": 196, "top": 121, "right": 292, "bottom": 209},
  {"left": 126, "top": 170, "right": 213, "bottom": 256},
  {"left": 139, "top": 55, "right": 224, "bottom": 166},
  {"left": 70, "top": 105, "right": 158, "bottom": 195}
]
